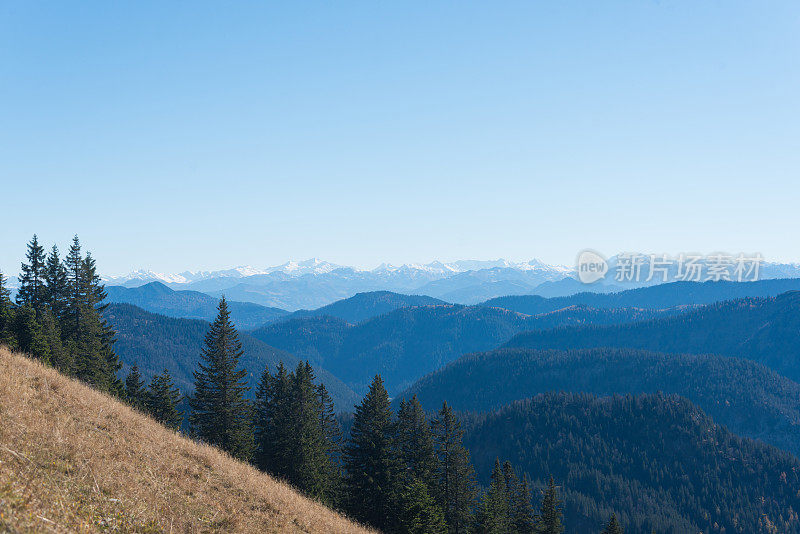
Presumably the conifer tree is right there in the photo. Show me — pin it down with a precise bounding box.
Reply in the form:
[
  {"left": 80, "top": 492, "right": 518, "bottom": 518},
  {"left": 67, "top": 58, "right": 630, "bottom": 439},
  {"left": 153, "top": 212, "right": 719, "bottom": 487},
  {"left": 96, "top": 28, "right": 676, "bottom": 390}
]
[
  {"left": 601, "top": 514, "right": 624, "bottom": 534},
  {"left": 0, "top": 271, "right": 14, "bottom": 347},
  {"left": 476, "top": 459, "right": 511, "bottom": 534},
  {"left": 290, "top": 361, "right": 340, "bottom": 505},
  {"left": 12, "top": 305, "right": 49, "bottom": 361},
  {"left": 431, "top": 402, "right": 478, "bottom": 534},
  {"left": 43, "top": 245, "right": 68, "bottom": 322},
  {"left": 343, "top": 375, "right": 401, "bottom": 532},
  {"left": 16, "top": 235, "right": 47, "bottom": 313},
  {"left": 39, "top": 308, "right": 69, "bottom": 372},
  {"left": 535, "top": 477, "right": 564, "bottom": 534},
  {"left": 64, "top": 235, "right": 84, "bottom": 339},
  {"left": 189, "top": 297, "right": 254, "bottom": 460},
  {"left": 125, "top": 364, "right": 148, "bottom": 410},
  {"left": 254, "top": 362, "right": 293, "bottom": 475},
  {"left": 511, "top": 474, "right": 538, "bottom": 534},
  {"left": 400, "top": 478, "right": 447, "bottom": 534},
  {"left": 147, "top": 368, "right": 183, "bottom": 430},
  {"left": 397, "top": 395, "right": 438, "bottom": 491}
]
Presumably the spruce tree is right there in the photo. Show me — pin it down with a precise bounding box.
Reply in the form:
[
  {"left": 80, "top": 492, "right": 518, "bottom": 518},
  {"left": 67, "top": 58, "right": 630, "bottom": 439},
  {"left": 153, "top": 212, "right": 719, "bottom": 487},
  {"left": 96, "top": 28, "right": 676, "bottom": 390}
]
[
  {"left": 39, "top": 308, "right": 69, "bottom": 372},
  {"left": 147, "top": 368, "right": 183, "bottom": 430},
  {"left": 16, "top": 235, "right": 47, "bottom": 313},
  {"left": 189, "top": 297, "right": 254, "bottom": 460},
  {"left": 63, "top": 235, "right": 83, "bottom": 340},
  {"left": 254, "top": 362, "right": 293, "bottom": 475},
  {"left": 432, "top": 402, "right": 478, "bottom": 534},
  {"left": 535, "top": 477, "right": 564, "bottom": 534},
  {"left": 125, "top": 364, "right": 148, "bottom": 410},
  {"left": 512, "top": 474, "right": 538, "bottom": 534},
  {"left": 476, "top": 459, "right": 511, "bottom": 534},
  {"left": 397, "top": 395, "right": 438, "bottom": 491},
  {"left": 0, "top": 271, "right": 14, "bottom": 347},
  {"left": 12, "top": 305, "right": 49, "bottom": 361},
  {"left": 43, "top": 245, "right": 68, "bottom": 322},
  {"left": 601, "top": 514, "right": 624, "bottom": 534},
  {"left": 400, "top": 478, "right": 447, "bottom": 534},
  {"left": 343, "top": 375, "right": 401, "bottom": 532}
]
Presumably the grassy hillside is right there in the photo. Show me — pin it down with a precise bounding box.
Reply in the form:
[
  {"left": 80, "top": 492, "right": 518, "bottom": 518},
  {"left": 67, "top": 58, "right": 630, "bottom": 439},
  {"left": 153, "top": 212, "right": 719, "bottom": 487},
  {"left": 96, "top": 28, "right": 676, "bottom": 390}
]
[
  {"left": 399, "top": 347, "right": 800, "bottom": 456},
  {"left": 0, "top": 348, "right": 372, "bottom": 533}
]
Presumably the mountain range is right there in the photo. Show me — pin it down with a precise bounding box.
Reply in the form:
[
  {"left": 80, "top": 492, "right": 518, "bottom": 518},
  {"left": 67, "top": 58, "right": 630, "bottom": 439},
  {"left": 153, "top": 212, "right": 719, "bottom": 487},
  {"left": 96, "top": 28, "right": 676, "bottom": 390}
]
[{"left": 96, "top": 257, "right": 800, "bottom": 310}]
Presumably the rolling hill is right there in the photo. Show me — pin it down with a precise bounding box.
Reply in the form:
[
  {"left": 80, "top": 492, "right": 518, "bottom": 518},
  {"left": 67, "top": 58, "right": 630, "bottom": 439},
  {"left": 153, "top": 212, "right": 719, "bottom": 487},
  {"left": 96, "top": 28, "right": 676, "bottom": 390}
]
[
  {"left": 0, "top": 347, "right": 372, "bottom": 533},
  {"left": 103, "top": 303, "right": 360, "bottom": 412},
  {"left": 106, "top": 281, "right": 289, "bottom": 329},
  {"left": 251, "top": 303, "right": 678, "bottom": 394},
  {"left": 399, "top": 347, "right": 800, "bottom": 456},
  {"left": 288, "top": 291, "right": 447, "bottom": 324},
  {"left": 504, "top": 291, "right": 800, "bottom": 382},
  {"left": 463, "top": 392, "right": 800, "bottom": 533},
  {"left": 482, "top": 278, "right": 800, "bottom": 315}
]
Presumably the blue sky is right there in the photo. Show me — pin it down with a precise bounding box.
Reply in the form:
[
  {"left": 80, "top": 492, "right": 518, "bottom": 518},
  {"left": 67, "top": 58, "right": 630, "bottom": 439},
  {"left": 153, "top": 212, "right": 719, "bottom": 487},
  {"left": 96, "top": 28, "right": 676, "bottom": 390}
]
[{"left": 1, "top": 1, "right": 798, "bottom": 276}]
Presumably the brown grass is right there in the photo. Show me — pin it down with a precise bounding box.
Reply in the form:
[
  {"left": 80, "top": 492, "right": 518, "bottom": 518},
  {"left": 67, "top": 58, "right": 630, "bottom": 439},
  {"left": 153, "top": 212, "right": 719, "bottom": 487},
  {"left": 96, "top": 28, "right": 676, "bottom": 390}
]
[{"left": 0, "top": 347, "right": 374, "bottom": 534}]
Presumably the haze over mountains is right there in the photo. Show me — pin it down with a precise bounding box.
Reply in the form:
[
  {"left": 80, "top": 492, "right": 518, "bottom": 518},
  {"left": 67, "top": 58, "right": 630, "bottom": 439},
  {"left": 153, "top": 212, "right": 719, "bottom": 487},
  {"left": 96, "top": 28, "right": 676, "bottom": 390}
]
[{"left": 95, "top": 257, "right": 800, "bottom": 310}]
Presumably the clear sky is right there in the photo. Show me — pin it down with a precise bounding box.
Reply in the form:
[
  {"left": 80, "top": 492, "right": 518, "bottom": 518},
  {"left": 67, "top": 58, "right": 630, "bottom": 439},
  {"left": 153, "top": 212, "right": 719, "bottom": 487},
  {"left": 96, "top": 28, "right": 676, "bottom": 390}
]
[{"left": 1, "top": 1, "right": 798, "bottom": 276}]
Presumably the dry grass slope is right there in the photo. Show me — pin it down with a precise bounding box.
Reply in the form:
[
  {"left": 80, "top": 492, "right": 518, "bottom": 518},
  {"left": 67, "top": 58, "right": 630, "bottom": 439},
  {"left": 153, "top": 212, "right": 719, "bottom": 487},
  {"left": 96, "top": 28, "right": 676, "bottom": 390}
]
[{"left": 0, "top": 347, "right": 373, "bottom": 533}]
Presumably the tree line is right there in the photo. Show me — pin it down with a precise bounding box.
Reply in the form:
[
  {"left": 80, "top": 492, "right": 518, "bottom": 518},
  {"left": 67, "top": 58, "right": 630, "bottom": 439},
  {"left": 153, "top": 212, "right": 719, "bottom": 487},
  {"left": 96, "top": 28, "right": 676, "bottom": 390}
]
[
  {"left": 0, "top": 234, "right": 120, "bottom": 393},
  {"left": 173, "top": 296, "right": 623, "bottom": 533}
]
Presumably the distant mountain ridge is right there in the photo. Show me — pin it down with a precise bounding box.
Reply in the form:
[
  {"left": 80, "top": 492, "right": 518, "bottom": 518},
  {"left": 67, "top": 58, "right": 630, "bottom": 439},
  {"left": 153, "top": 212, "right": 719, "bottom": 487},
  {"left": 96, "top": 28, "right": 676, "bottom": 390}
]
[
  {"left": 505, "top": 290, "right": 800, "bottom": 382},
  {"left": 97, "top": 257, "right": 800, "bottom": 310},
  {"left": 399, "top": 347, "right": 800, "bottom": 456},
  {"left": 103, "top": 303, "right": 359, "bottom": 412},
  {"left": 105, "top": 282, "right": 289, "bottom": 329}
]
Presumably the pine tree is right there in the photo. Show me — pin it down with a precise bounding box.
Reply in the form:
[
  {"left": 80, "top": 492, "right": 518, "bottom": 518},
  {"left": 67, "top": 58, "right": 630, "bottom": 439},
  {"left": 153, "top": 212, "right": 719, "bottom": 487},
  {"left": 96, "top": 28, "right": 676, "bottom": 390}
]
[
  {"left": 63, "top": 235, "right": 83, "bottom": 340},
  {"left": 476, "top": 459, "right": 511, "bottom": 534},
  {"left": 432, "top": 402, "right": 478, "bottom": 534},
  {"left": 397, "top": 395, "right": 438, "bottom": 492},
  {"left": 12, "top": 305, "right": 49, "bottom": 361},
  {"left": 16, "top": 235, "right": 47, "bottom": 313},
  {"left": 400, "top": 478, "right": 447, "bottom": 534},
  {"left": 125, "top": 364, "right": 148, "bottom": 410},
  {"left": 601, "top": 514, "right": 624, "bottom": 534},
  {"left": 43, "top": 245, "right": 68, "bottom": 323},
  {"left": 0, "top": 270, "right": 14, "bottom": 347},
  {"left": 512, "top": 474, "right": 538, "bottom": 534},
  {"left": 535, "top": 477, "right": 564, "bottom": 534},
  {"left": 343, "top": 375, "right": 401, "bottom": 532},
  {"left": 39, "top": 308, "right": 70, "bottom": 373},
  {"left": 189, "top": 297, "right": 254, "bottom": 460},
  {"left": 147, "top": 368, "right": 183, "bottom": 430},
  {"left": 82, "top": 252, "right": 120, "bottom": 388}
]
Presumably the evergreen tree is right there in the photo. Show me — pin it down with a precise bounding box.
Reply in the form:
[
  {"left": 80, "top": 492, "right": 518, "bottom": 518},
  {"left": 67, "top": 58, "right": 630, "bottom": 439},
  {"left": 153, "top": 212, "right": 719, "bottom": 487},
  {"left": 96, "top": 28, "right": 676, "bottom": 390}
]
[
  {"left": 397, "top": 395, "right": 438, "bottom": 492},
  {"left": 290, "top": 361, "right": 340, "bottom": 505},
  {"left": 535, "top": 477, "right": 564, "bottom": 534},
  {"left": 82, "top": 252, "right": 120, "bottom": 388},
  {"left": 431, "top": 402, "right": 478, "bottom": 534},
  {"left": 189, "top": 297, "right": 254, "bottom": 460},
  {"left": 63, "top": 235, "right": 83, "bottom": 340},
  {"left": 254, "top": 362, "right": 293, "bottom": 475},
  {"left": 400, "top": 478, "right": 447, "bottom": 534},
  {"left": 601, "top": 514, "right": 624, "bottom": 534},
  {"left": 125, "top": 364, "right": 148, "bottom": 410},
  {"left": 511, "top": 474, "right": 538, "bottom": 534},
  {"left": 0, "top": 271, "right": 14, "bottom": 347},
  {"left": 476, "top": 459, "right": 511, "bottom": 534},
  {"left": 147, "top": 368, "right": 183, "bottom": 430},
  {"left": 343, "top": 375, "right": 401, "bottom": 532},
  {"left": 39, "top": 308, "right": 69, "bottom": 372},
  {"left": 43, "top": 245, "right": 68, "bottom": 322},
  {"left": 16, "top": 235, "right": 47, "bottom": 313},
  {"left": 12, "top": 305, "right": 49, "bottom": 361}
]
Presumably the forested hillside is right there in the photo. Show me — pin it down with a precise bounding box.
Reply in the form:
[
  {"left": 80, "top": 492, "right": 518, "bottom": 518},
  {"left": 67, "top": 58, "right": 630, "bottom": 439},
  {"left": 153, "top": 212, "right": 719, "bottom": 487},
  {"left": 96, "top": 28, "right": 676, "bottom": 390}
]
[
  {"left": 400, "top": 347, "right": 800, "bottom": 455},
  {"left": 106, "top": 281, "right": 288, "bottom": 329},
  {"left": 103, "top": 303, "right": 360, "bottom": 411},
  {"left": 505, "top": 291, "right": 800, "bottom": 381},
  {"left": 289, "top": 290, "right": 446, "bottom": 324},
  {"left": 463, "top": 393, "right": 800, "bottom": 533},
  {"left": 251, "top": 303, "right": 675, "bottom": 394},
  {"left": 482, "top": 278, "right": 800, "bottom": 315}
]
